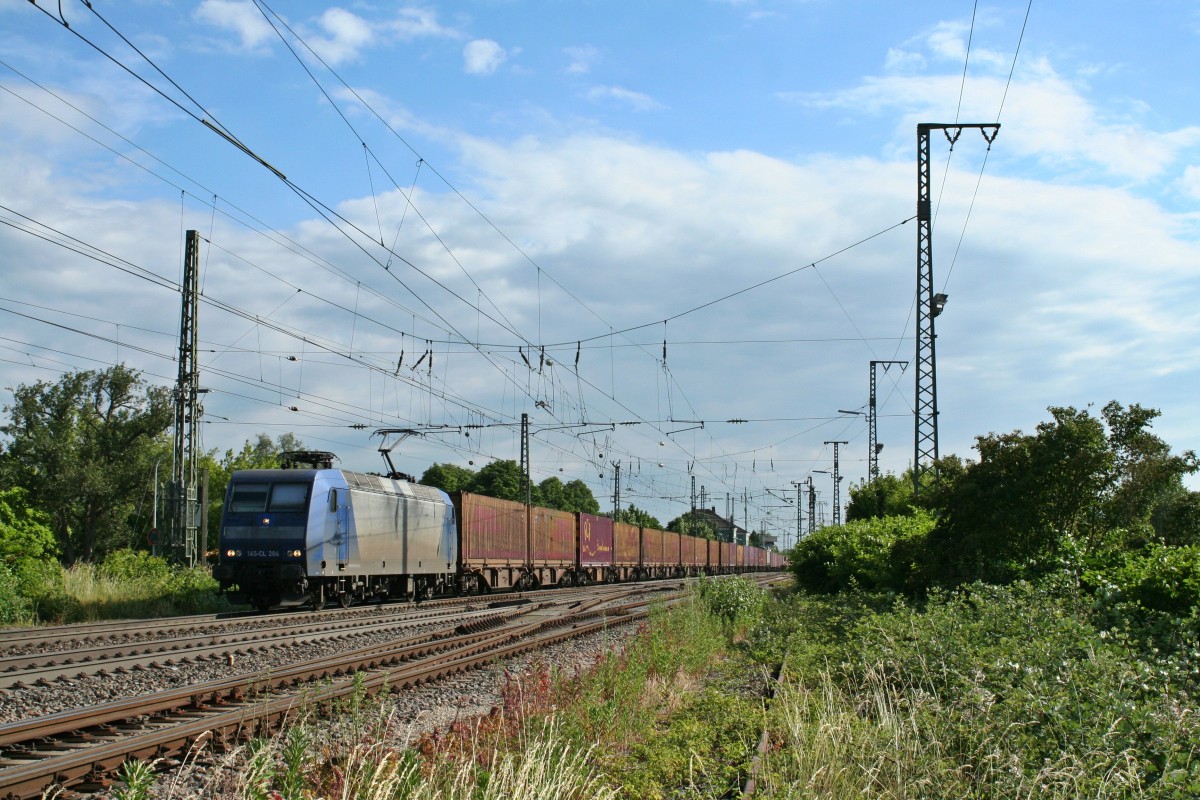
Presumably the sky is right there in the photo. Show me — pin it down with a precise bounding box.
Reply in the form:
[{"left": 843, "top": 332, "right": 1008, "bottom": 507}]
[{"left": 1, "top": 0, "right": 1198, "bottom": 545}]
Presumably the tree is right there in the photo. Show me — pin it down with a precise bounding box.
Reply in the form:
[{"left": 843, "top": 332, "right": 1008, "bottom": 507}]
[
  {"left": 667, "top": 511, "right": 718, "bottom": 539},
  {"left": 919, "top": 403, "right": 1196, "bottom": 588},
  {"left": 420, "top": 463, "right": 477, "bottom": 493},
  {"left": 845, "top": 455, "right": 968, "bottom": 522},
  {"left": 560, "top": 479, "right": 600, "bottom": 514},
  {"left": 537, "top": 476, "right": 567, "bottom": 510},
  {"left": 1100, "top": 401, "right": 1198, "bottom": 534},
  {"left": 1152, "top": 491, "right": 1200, "bottom": 547},
  {"left": 613, "top": 504, "right": 661, "bottom": 529},
  {"left": 0, "top": 487, "right": 57, "bottom": 571},
  {"left": 1, "top": 365, "right": 173, "bottom": 563},
  {"left": 467, "top": 460, "right": 528, "bottom": 503}
]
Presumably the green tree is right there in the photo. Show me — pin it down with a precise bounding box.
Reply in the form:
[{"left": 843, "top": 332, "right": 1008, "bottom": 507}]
[
  {"left": 1100, "top": 401, "right": 1198, "bottom": 536},
  {"left": 845, "top": 455, "right": 968, "bottom": 521},
  {"left": 613, "top": 504, "right": 661, "bottom": 529},
  {"left": 0, "top": 487, "right": 58, "bottom": 571},
  {"left": 1, "top": 365, "right": 172, "bottom": 563},
  {"left": 467, "top": 459, "right": 529, "bottom": 503},
  {"left": 1152, "top": 491, "right": 1200, "bottom": 547},
  {"left": 921, "top": 403, "right": 1195, "bottom": 588},
  {"left": 420, "top": 462, "right": 477, "bottom": 493},
  {"left": 537, "top": 476, "right": 567, "bottom": 510},
  {"left": 923, "top": 406, "right": 1112, "bottom": 586},
  {"left": 667, "top": 511, "right": 718, "bottom": 539},
  {"left": 560, "top": 479, "right": 600, "bottom": 514}
]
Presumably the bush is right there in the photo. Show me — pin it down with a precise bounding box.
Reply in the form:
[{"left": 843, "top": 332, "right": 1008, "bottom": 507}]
[
  {"left": 99, "top": 548, "right": 173, "bottom": 589},
  {"left": 0, "top": 565, "right": 34, "bottom": 626},
  {"left": 16, "top": 559, "right": 78, "bottom": 624},
  {"left": 695, "top": 576, "right": 766, "bottom": 626},
  {"left": 1089, "top": 543, "right": 1200, "bottom": 616},
  {"left": 758, "top": 580, "right": 1200, "bottom": 796},
  {"left": 789, "top": 511, "right": 935, "bottom": 594}
]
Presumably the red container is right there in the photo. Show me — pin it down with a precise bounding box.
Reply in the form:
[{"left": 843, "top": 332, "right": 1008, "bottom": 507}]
[
  {"left": 454, "top": 492, "right": 526, "bottom": 564},
  {"left": 708, "top": 539, "right": 719, "bottom": 568},
  {"left": 642, "top": 527, "right": 665, "bottom": 565},
  {"left": 578, "top": 513, "right": 613, "bottom": 566},
  {"left": 614, "top": 521, "right": 640, "bottom": 565},
  {"left": 684, "top": 535, "right": 701, "bottom": 566},
  {"left": 663, "top": 531, "right": 681, "bottom": 565},
  {"left": 532, "top": 506, "right": 575, "bottom": 564}
]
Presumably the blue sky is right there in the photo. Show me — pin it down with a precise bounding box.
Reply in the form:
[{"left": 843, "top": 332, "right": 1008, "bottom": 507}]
[{"left": 2, "top": 1, "right": 1198, "bottom": 542}]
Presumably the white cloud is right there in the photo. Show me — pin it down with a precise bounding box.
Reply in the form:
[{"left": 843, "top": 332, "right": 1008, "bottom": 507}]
[
  {"left": 463, "top": 39, "right": 507, "bottom": 76},
  {"left": 194, "top": 0, "right": 275, "bottom": 51},
  {"left": 307, "top": 8, "right": 375, "bottom": 66},
  {"left": 783, "top": 63, "right": 1200, "bottom": 183},
  {"left": 884, "top": 48, "right": 925, "bottom": 74},
  {"left": 386, "top": 7, "right": 461, "bottom": 41},
  {"left": 1177, "top": 165, "right": 1200, "bottom": 200},
  {"left": 565, "top": 45, "right": 600, "bottom": 75},
  {"left": 586, "top": 85, "right": 664, "bottom": 112}
]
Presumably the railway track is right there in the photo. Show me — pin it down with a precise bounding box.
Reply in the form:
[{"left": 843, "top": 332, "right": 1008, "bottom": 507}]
[
  {"left": 0, "top": 578, "right": 664, "bottom": 658},
  {"left": 0, "top": 601, "right": 529, "bottom": 691},
  {"left": 0, "top": 581, "right": 682, "bottom": 799}
]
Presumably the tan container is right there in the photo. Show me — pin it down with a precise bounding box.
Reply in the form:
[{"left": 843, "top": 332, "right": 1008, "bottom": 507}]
[
  {"left": 454, "top": 491, "right": 526, "bottom": 565},
  {"left": 531, "top": 506, "right": 575, "bottom": 564},
  {"left": 614, "top": 521, "right": 640, "bottom": 565}
]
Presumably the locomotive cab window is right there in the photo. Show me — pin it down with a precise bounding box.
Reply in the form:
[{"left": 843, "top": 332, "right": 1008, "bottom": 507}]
[
  {"left": 229, "top": 483, "right": 269, "bottom": 512},
  {"left": 269, "top": 483, "right": 311, "bottom": 512}
]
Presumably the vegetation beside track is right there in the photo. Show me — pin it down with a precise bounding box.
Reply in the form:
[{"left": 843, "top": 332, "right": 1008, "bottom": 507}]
[{"left": 0, "top": 548, "right": 235, "bottom": 626}]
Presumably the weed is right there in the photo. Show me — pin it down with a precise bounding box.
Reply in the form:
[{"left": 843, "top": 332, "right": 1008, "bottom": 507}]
[{"left": 111, "top": 759, "right": 157, "bottom": 800}]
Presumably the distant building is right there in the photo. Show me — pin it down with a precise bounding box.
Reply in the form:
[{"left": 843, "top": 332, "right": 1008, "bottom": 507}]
[{"left": 693, "top": 506, "right": 748, "bottom": 545}]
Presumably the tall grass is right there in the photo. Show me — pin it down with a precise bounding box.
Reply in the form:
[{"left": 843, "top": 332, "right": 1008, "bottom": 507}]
[
  {"left": 135, "top": 712, "right": 617, "bottom": 800},
  {"left": 752, "top": 581, "right": 1200, "bottom": 799},
  {"left": 756, "top": 663, "right": 1154, "bottom": 800}
]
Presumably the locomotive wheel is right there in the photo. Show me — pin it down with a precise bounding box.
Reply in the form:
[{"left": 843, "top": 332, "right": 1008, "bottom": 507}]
[
  {"left": 338, "top": 591, "right": 352, "bottom": 609},
  {"left": 309, "top": 585, "right": 325, "bottom": 611},
  {"left": 254, "top": 597, "right": 271, "bottom": 613}
]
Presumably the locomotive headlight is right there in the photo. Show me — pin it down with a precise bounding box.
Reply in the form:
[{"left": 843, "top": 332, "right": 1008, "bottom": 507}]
[
  {"left": 225, "top": 549, "right": 238, "bottom": 558},
  {"left": 290, "top": 549, "right": 303, "bottom": 558}
]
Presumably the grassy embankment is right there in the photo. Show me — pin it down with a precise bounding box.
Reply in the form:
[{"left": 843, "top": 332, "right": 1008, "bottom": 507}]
[
  {"left": 126, "top": 572, "right": 1197, "bottom": 800},
  {"left": 18, "top": 561, "right": 1196, "bottom": 799},
  {"left": 0, "top": 549, "right": 236, "bottom": 626}
]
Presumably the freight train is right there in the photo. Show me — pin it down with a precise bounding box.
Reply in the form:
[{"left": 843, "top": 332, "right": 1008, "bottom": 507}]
[{"left": 213, "top": 454, "right": 786, "bottom": 611}]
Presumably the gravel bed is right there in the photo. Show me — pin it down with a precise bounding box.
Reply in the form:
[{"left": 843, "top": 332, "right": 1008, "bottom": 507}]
[
  {"left": 0, "top": 616, "right": 467, "bottom": 725},
  {"left": 78, "top": 617, "right": 646, "bottom": 799},
  {"left": 0, "top": 605, "right": 421, "bottom": 658}
]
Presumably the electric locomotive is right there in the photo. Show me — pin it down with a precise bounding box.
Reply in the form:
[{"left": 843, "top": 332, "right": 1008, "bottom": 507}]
[{"left": 213, "top": 451, "right": 457, "bottom": 611}]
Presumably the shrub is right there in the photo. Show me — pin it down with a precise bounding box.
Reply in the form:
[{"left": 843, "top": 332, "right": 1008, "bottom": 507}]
[
  {"left": 0, "top": 565, "right": 34, "bottom": 626},
  {"left": 1089, "top": 543, "right": 1200, "bottom": 616},
  {"left": 789, "top": 511, "right": 935, "bottom": 594},
  {"left": 695, "top": 576, "right": 766, "bottom": 626},
  {"left": 99, "top": 548, "right": 173, "bottom": 589},
  {"left": 16, "top": 559, "right": 78, "bottom": 623}
]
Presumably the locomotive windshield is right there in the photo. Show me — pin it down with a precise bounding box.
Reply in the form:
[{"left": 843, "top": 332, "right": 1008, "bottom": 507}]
[
  {"left": 228, "top": 481, "right": 311, "bottom": 513},
  {"left": 222, "top": 480, "right": 313, "bottom": 541}
]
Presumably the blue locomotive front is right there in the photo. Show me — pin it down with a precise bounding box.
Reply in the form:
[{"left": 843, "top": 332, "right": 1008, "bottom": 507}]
[{"left": 214, "top": 468, "right": 324, "bottom": 610}]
